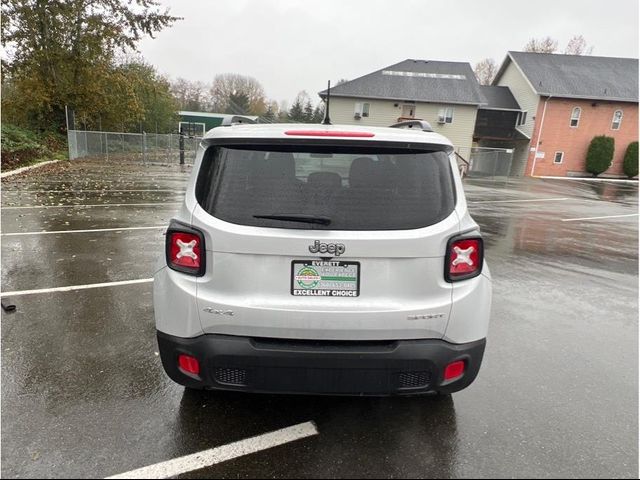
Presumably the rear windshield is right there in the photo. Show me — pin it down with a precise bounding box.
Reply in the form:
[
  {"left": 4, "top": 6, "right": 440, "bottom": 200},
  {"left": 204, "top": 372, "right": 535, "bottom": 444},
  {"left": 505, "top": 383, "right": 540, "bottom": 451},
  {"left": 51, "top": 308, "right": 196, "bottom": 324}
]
[{"left": 195, "top": 145, "right": 455, "bottom": 230}]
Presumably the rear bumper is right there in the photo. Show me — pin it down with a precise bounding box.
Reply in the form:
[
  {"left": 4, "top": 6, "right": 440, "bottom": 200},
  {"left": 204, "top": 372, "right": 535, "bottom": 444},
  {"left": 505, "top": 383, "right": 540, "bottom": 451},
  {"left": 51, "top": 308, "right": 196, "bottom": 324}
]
[{"left": 157, "top": 331, "right": 486, "bottom": 396}]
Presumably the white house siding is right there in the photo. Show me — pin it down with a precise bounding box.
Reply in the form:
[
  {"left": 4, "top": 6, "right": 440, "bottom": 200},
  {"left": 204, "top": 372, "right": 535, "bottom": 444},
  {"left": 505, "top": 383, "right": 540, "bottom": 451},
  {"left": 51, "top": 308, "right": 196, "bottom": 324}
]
[
  {"left": 328, "top": 97, "right": 479, "bottom": 157},
  {"left": 329, "top": 97, "right": 399, "bottom": 128},
  {"left": 495, "top": 59, "right": 541, "bottom": 175}
]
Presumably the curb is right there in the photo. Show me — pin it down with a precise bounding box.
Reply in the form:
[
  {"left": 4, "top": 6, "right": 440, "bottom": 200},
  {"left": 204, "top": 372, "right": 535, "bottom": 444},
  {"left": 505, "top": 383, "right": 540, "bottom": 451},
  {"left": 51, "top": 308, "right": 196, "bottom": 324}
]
[{"left": 1, "top": 160, "right": 60, "bottom": 179}]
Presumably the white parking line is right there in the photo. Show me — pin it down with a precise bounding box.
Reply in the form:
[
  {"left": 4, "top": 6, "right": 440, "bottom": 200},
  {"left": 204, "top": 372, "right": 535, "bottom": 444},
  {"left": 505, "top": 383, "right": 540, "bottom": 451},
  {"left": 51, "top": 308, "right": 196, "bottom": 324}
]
[
  {"left": 1, "top": 226, "right": 166, "bottom": 236},
  {"left": 0, "top": 160, "right": 60, "bottom": 178},
  {"left": 561, "top": 213, "right": 639, "bottom": 222},
  {"left": 105, "top": 421, "right": 318, "bottom": 479},
  {"left": 469, "top": 197, "right": 569, "bottom": 204},
  {"left": 1, "top": 202, "right": 181, "bottom": 210},
  {"left": 0, "top": 278, "right": 153, "bottom": 298}
]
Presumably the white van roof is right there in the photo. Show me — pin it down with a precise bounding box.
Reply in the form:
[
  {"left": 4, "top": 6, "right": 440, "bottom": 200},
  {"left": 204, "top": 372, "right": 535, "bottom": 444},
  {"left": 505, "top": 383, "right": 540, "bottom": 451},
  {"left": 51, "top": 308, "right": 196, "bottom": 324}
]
[{"left": 203, "top": 123, "right": 454, "bottom": 148}]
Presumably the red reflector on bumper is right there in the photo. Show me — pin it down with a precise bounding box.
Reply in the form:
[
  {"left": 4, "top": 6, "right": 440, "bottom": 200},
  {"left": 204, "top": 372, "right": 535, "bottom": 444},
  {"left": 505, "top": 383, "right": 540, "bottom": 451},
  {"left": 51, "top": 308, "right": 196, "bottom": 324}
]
[
  {"left": 444, "top": 360, "right": 465, "bottom": 381},
  {"left": 178, "top": 354, "right": 200, "bottom": 375}
]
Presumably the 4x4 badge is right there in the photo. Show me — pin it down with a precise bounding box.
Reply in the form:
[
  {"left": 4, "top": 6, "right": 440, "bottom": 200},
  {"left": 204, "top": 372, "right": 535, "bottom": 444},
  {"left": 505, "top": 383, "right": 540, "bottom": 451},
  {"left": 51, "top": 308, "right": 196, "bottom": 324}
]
[
  {"left": 407, "top": 313, "right": 445, "bottom": 320},
  {"left": 309, "top": 240, "right": 345, "bottom": 257},
  {"left": 203, "top": 307, "right": 234, "bottom": 316}
]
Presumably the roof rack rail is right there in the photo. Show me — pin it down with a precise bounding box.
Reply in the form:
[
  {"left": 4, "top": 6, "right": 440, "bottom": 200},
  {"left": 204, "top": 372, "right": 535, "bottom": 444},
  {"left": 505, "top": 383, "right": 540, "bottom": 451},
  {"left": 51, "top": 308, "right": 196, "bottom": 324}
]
[
  {"left": 388, "top": 120, "right": 433, "bottom": 132},
  {"left": 221, "top": 115, "right": 257, "bottom": 126}
]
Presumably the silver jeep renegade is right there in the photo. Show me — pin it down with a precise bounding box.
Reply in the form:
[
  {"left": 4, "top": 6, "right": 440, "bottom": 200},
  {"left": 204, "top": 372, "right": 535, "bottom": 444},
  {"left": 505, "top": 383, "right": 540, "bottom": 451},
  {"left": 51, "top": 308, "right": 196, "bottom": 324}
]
[{"left": 154, "top": 119, "right": 492, "bottom": 395}]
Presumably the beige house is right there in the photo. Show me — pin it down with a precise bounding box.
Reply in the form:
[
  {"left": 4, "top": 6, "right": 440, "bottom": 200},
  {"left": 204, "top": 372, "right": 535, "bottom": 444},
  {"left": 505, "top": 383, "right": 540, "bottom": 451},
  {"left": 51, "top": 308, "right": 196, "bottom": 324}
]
[{"left": 319, "top": 59, "right": 485, "bottom": 159}]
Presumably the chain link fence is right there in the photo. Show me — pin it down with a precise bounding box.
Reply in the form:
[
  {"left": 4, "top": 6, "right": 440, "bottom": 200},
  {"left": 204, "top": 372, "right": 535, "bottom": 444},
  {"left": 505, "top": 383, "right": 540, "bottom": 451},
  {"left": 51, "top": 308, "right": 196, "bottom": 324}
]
[
  {"left": 67, "top": 130, "right": 202, "bottom": 165},
  {"left": 457, "top": 147, "right": 515, "bottom": 179},
  {"left": 67, "top": 131, "right": 515, "bottom": 177}
]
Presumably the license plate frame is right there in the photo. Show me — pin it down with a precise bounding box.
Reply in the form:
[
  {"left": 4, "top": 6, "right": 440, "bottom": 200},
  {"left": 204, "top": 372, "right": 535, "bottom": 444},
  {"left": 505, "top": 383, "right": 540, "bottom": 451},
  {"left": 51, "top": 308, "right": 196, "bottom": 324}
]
[{"left": 291, "top": 260, "right": 360, "bottom": 297}]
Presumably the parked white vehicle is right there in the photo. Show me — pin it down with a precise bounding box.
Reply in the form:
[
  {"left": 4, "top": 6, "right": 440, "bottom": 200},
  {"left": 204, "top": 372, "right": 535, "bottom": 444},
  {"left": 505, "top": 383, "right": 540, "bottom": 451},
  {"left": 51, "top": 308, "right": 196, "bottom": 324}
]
[{"left": 154, "top": 119, "right": 492, "bottom": 395}]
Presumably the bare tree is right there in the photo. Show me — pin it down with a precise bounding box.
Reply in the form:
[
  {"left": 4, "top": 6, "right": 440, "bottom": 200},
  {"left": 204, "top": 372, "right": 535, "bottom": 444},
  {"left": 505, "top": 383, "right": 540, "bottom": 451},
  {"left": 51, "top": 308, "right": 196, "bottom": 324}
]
[
  {"left": 171, "top": 78, "right": 210, "bottom": 111},
  {"left": 524, "top": 37, "right": 558, "bottom": 53},
  {"left": 209, "top": 73, "right": 267, "bottom": 115},
  {"left": 564, "top": 35, "right": 594, "bottom": 55},
  {"left": 474, "top": 58, "right": 498, "bottom": 85},
  {"left": 294, "top": 91, "right": 312, "bottom": 106}
]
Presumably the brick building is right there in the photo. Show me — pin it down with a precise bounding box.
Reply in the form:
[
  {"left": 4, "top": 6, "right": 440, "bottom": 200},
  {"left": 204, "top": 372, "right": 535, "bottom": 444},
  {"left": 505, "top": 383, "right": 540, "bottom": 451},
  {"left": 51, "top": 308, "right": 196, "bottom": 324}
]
[{"left": 492, "top": 52, "right": 638, "bottom": 177}]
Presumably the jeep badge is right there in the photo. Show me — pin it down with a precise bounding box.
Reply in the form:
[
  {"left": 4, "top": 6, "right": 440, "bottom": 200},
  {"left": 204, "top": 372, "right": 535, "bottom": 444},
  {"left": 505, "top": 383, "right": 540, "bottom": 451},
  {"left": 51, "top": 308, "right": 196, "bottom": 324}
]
[{"left": 309, "top": 240, "right": 345, "bottom": 257}]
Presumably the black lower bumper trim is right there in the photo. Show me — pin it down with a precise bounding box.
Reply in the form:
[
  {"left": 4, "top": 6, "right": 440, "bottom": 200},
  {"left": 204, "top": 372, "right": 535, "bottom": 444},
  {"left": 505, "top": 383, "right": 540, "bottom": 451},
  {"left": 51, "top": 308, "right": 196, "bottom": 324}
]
[{"left": 157, "top": 332, "right": 486, "bottom": 396}]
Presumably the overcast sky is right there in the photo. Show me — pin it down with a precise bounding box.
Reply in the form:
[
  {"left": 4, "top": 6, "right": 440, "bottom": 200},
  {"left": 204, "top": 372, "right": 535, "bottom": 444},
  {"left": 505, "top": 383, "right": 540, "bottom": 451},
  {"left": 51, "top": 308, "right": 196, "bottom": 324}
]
[{"left": 139, "top": 0, "right": 639, "bottom": 105}]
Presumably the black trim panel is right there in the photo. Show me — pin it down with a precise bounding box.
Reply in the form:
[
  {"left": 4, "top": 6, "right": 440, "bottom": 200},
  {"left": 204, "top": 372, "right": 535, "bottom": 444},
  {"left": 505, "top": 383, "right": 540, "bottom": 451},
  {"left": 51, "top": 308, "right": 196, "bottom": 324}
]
[{"left": 157, "top": 331, "right": 486, "bottom": 396}]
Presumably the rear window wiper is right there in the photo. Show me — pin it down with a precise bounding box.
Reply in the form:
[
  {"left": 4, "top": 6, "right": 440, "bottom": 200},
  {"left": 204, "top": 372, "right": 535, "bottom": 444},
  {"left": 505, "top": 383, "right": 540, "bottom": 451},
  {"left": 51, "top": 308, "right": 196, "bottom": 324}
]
[{"left": 253, "top": 214, "right": 332, "bottom": 225}]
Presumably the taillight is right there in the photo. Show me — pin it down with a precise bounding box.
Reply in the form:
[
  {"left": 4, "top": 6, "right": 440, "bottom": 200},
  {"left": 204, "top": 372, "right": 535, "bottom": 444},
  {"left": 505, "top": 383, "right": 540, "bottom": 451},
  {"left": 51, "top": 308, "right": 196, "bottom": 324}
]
[
  {"left": 445, "top": 236, "right": 483, "bottom": 282},
  {"left": 166, "top": 222, "right": 206, "bottom": 276}
]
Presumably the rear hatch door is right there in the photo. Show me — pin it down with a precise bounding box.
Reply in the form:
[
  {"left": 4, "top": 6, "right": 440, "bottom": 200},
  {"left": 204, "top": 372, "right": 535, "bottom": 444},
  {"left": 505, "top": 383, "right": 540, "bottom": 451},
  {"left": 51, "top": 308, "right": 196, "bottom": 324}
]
[{"left": 192, "top": 141, "right": 459, "bottom": 340}]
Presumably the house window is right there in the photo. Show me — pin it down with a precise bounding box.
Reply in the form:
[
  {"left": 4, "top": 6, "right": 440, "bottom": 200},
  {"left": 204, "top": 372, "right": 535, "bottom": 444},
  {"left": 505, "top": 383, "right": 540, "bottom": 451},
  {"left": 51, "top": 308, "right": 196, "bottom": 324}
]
[
  {"left": 611, "top": 110, "right": 623, "bottom": 130},
  {"left": 554, "top": 151, "right": 564, "bottom": 164},
  {"left": 354, "top": 102, "right": 370, "bottom": 119},
  {"left": 438, "top": 107, "right": 454, "bottom": 124},
  {"left": 516, "top": 111, "right": 527, "bottom": 126},
  {"left": 570, "top": 107, "right": 581, "bottom": 127}
]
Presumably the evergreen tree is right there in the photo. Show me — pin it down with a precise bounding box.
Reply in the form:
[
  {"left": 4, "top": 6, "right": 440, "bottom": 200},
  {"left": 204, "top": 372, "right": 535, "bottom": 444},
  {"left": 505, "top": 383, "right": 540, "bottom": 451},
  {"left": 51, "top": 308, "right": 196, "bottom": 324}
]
[
  {"left": 288, "top": 98, "right": 304, "bottom": 122},
  {"left": 585, "top": 135, "right": 615, "bottom": 177},
  {"left": 623, "top": 141, "right": 639, "bottom": 179},
  {"left": 226, "top": 92, "right": 250, "bottom": 115},
  {"left": 303, "top": 101, "right": 314, "bottom": 123},
  {"left": 312, "top": 104, "right": 325, "bottom": 123},
  {"left": 262, "top": 105, "right": 276, "bottom": 123}
]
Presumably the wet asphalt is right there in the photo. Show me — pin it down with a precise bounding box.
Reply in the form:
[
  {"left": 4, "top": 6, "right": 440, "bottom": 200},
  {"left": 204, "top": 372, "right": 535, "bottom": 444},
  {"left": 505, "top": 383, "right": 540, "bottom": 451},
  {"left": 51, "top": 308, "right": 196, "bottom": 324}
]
[{"left": 1, "top": 159, "right": 638, "bottom": 479}]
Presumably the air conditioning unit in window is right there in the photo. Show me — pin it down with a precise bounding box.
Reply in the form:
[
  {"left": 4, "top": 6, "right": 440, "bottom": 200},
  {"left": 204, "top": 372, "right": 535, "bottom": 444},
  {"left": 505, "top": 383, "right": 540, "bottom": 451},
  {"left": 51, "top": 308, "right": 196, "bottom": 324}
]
[{"left": 354, "top": 112, "right": 362, "bottom": 119}]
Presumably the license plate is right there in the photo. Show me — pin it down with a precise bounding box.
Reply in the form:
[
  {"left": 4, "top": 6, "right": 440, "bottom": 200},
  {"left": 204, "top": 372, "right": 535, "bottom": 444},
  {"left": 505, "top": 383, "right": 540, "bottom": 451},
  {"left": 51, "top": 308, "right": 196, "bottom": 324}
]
[{"left": 291, "top": 260, "right": 360, "bottom": 297}]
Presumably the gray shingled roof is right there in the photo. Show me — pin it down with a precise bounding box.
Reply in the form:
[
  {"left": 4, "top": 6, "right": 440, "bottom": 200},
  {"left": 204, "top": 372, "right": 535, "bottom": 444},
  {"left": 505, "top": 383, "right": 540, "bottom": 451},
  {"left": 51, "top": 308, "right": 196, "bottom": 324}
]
[
  {"left": 479, "top": 85, "right": 521, "bottom": 110},
  {"left": 319, "top": 59, "right": 485, "bottom": 105},
  {"left": 499, "top": 51, "right": 638, "bottom": 102}
]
